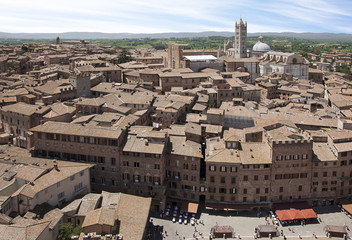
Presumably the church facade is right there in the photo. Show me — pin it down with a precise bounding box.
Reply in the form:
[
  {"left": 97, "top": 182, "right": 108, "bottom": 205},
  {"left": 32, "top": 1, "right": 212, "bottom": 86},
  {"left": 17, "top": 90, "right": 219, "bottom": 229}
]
[{"left": 259, "top": 51, "right": 310, "bottom": 80}]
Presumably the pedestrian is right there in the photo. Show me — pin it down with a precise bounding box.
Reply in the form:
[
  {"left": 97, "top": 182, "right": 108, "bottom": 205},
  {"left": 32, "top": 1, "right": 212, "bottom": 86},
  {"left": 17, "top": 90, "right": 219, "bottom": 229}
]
[
  {"left": 176, "top": 230, "right": 178, "bottom": 235},
  {"left": 165, "top": 231, "right": 167, "bottom": 236}
]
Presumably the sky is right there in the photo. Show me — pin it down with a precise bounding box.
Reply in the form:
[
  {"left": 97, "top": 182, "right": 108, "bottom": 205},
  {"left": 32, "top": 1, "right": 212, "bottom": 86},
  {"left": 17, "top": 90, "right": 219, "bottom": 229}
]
[{"left": 1, "top": 0, "right": 352, "bottom": 33}]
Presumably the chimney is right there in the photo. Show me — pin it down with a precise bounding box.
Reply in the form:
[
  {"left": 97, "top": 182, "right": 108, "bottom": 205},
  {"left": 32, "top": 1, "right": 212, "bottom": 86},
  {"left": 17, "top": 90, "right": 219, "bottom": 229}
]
[{"left": 53, "top": 160, "right": 59, "bottom": 171}]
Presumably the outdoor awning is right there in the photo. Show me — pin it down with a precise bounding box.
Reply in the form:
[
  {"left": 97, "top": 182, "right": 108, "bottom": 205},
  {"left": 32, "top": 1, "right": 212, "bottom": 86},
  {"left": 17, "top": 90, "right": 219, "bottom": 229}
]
[
  {"left": 206, "top": 202, "right": 268, "bottom": 211},
  {"left": 325, "top": 225, "right": 348, "bottom": 234},
  {"left": 257, "top": 225, "right": 278, "bottom": 233},
  {"left": 275, "top": 208, "right": 317, "bottom": 221},
  {"left": 212, "top": 225, "right": 234, "bottom": 234},
  {"left": 181, "top": 202, "right": 199, "bottom": 214},
  {"left": 342, "top": 204, "right": 352, "bottom": 215},
  {"left": 301, "top": 209, "right": 318, "bottom": 219},
  {"left": 276, "top": 210, "right": 293, "bottom": 221},
  {"left": 289, "top": 209, "right": 305, "bottom": 220}
]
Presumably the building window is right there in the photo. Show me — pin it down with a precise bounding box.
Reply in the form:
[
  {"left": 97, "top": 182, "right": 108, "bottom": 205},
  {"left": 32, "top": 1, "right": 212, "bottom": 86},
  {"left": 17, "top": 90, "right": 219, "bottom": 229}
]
[
  {"left": 280, "top": 187, "right": 283, "bottom": 192},
  {"left": 264, "top": 175, "right": 269, "bottom": 180},
  {"left": 209, "top": 165, "right": 216, "bottom": 171},
  {"left": 74, "top": 182, "right": 83, "bottom": 192},
  {"left": 298, "top": 185, "right": 302, "bottom": 191},
  {"left": 219, "top": 188, "right": 226, "bottom": 194},
  {"left": 231, "top": 177, "right": 236, "bottom": 184},
  {"left": 123, "top": 161, "right": 129, "bottom": 166},
  {"left": 57, "top": 192, "right": 65, "bottom": 199},
  {"left": 154, "top": 164, "right": 160, "bottom": 170},
  {"left": 314, "top": 172, "right": 318, "bottom": 178},
  {"left": 231, "top": 167, "right": 237, "bottom": 172},
  {"left": 98, "top": 157, "right": 105, "bottom": 163},
  {"left": 210, "top": 176, "right": 215, "bottom": 183},
  {"left": 276, "top": 155, "right": 282, "bottom": 161},
  {"left": 285, "top": 155, "right": 291, "bottom": 160},
  {"left": 70, "top": 175, "right": 75, "bottom": 181},
  {"left": 256, "top": 188, "right": 260, "bottom": 194},
  {"left": 220, "top": 166, "right": 226, "bottom": 172},
  {"left": 243, "top": 188, "right": 247, "bottom": 194},
  {"left": 123, "top": 173, "right": 129, "bottom": 180},
  {"left": 134, "top": 175, "right": 140, "bottom": 183},
  {"left": 111, "top": 158, "right": 116, "bottom": 165},
  {"left": 221, "top": 177, "right": 225, "bottom": 184},
  {"left": 243, "top": 175, "right": 248, "bottom": 181},
  {"left": 134, "top": 162, "right": 140, "bottom": 168},
  {"left": 302, "top": 154, "right": 308, "bottom": 160},
  {"left": 111, "top": 167, "right": 116, "bottom": 172},
  {"left": 254, "top": 175, "right": 258, "bottom": 181},
  {"left": 293, "top": 154, "right": 299, "bottom": 160}
]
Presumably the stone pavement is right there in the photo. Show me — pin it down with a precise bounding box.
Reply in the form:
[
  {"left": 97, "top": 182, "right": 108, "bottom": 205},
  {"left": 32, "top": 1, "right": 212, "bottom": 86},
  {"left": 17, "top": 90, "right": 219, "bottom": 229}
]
[{"left": 150, "top": 206, "right": 352, "bottom": 240}]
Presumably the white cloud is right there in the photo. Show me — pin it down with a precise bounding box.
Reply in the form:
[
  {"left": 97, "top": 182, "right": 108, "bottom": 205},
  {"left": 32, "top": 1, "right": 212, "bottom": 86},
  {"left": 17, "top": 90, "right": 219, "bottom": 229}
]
[{"left": 0, "top": 0, "right": 351, "bottom": 33}]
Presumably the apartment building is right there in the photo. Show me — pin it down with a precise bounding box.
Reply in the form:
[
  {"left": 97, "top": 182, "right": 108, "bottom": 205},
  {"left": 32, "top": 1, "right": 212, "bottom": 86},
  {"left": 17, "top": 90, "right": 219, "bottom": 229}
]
[
  {"left": 159, "top": 71, "right": 208, "bottom": 93},
  {"left": 203, "top": 122, "right": 352, "bottom": 210},
  {"left": 0, "top": 102, "right": 51, "bottom": 147},
  {"left": 30, "top": 121, "right": 126, "bottom": 194},
  {"left": 120, "top": 126, "right": 168, "bottom": 211},
  {"left": 17, "top": 163, "right": 91, "bottom": 214},
  {"left": 166, "top": 136, "right": 203, "bottom": 204}
]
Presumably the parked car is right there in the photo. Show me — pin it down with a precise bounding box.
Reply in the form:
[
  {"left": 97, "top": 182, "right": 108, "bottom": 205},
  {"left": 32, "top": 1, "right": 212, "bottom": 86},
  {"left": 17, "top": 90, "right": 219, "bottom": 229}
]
[
  {"left": 178, "top": 218, "right": 182, "bottom": 224},
  {"left": 172, "top": 217, "right": 176, "bottom": 223},
  {"left": 191, "top": 217, "right": 195, "bottom": 226},
  {"left": 184, "top": 219, "right": 188, "bottom": 225}
]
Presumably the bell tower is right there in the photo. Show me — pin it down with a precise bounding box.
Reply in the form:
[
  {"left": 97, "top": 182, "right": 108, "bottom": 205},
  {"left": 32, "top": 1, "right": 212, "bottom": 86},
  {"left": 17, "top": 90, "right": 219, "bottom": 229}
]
[{"left": 234, "top": 18, "right": 247, "bottom": 58}]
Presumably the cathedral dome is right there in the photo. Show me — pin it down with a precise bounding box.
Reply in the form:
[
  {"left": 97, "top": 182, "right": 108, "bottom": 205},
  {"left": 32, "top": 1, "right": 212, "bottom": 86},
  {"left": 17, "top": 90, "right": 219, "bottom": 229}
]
[{"left": 252, "top": 42, "right": 271, "bottom": 51}]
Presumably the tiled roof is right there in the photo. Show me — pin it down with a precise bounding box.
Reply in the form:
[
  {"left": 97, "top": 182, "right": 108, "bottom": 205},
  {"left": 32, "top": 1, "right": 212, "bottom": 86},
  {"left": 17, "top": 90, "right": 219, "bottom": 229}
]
[{"left": 30, "top": 121, "right": 123, "bottom": 139}]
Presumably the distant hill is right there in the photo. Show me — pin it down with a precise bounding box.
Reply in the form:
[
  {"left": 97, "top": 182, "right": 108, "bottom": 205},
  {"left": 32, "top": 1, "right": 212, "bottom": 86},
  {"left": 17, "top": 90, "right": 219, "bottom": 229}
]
[{"left": 0, "top": 31, "right": 352, "bottom": 42}]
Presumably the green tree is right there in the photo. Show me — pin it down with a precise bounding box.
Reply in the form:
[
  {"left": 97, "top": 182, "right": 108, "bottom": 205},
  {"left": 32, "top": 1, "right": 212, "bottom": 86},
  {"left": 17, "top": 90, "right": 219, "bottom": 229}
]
[
  {"left": 116, "top": 49, "right": 134, "bottom": 64},
  {"left": 58, "top": 222, "right": 82, "bottom": 240}
]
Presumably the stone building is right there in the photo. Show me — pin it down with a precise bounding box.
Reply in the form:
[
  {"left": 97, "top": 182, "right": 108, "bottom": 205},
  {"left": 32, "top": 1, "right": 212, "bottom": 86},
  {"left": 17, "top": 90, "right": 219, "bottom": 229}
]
[
  {"left": 259, "top": 51, "right": 309, "bottom": 80},
  {"left": 167, "top": 45, "right": 183, "bottom": 69},
  {"left": 0, "top": 102, "right": 50, "bottom": 147}
]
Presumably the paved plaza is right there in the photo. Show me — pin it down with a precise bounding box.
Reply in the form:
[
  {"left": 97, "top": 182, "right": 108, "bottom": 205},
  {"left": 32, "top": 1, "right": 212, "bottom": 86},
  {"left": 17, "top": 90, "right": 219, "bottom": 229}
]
[{"left": 150, "top": 206, "right": 352, "bottom": 240}]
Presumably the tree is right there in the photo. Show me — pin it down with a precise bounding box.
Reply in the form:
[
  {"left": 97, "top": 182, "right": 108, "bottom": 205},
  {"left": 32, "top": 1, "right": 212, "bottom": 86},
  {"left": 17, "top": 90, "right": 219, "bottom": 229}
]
[
  {"left": 58, "top": 222, "right": 82, "bottom": 240},
  {"left": 116, "top": 49, "right": 134, "bottom": 64}
]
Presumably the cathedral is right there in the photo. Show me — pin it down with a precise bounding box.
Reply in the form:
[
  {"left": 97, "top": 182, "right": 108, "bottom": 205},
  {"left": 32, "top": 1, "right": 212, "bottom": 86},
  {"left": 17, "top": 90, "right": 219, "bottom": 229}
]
[{"left": 225, "top": 18, "right": 309, "bottom": 80}]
